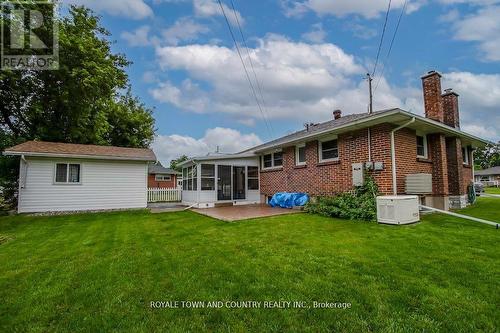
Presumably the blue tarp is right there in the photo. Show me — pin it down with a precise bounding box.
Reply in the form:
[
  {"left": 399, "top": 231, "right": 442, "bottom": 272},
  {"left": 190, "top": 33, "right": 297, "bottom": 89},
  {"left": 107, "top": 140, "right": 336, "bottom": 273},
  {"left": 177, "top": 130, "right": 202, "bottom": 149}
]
[{"left": 269, "top": 192, "right": 309, "bottom": 209}]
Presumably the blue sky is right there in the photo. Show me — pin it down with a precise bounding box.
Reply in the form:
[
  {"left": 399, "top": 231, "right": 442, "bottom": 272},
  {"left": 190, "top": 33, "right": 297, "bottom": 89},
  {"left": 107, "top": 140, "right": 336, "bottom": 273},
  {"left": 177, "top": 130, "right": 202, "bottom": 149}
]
[{"left": 66, "top": 0, "right": 500, "bottom": 163}]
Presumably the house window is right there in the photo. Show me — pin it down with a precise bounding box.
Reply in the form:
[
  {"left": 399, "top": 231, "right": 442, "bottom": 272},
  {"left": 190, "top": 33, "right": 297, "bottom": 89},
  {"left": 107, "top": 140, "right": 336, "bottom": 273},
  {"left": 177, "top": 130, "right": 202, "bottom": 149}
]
[
  {"left": 201, "top": 164, "right": 215, "bottom": 191},
  {"left": 263, "top": 154, "right": 272, "bottom": 168},
  {"left": 247, "top": 166, "right": 259, "bottom": 190},
  {"left": 462, "top": 147, "right": 469, "bottom": 165},
  {"left": 296, "top": 144, "right": 306, "bottom": 165},
  {"left": 319, "top": 138, "right": 339, "bottom": 162},
  {"left": 55, "top": 163, "right": 81, "bottom": 184},
  {"left": 416, "top": 135, "right": 428, "bottom": 158},
  {"left": 182, "top": 166, "right": 197, "bottom": 191},
  {"left": 262, "top": 151, "right": 284, "bottom": 169},
  {"left": 155, "top": 174, "right": 171, "bottom": 181}
]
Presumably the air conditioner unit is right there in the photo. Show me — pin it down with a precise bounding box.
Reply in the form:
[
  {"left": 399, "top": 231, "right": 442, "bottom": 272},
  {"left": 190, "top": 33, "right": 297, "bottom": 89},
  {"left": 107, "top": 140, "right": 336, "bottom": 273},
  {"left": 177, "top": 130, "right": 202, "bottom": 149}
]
[{"left": 376, "top": 195, "right": 420, "bottom": 225}]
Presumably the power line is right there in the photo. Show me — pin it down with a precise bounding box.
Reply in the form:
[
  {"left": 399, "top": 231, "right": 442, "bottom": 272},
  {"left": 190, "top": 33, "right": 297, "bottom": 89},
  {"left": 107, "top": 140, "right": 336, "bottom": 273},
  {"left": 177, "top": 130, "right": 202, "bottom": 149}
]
[
  {"left": 217, "top": 0, "right": 273, "bottom": 139},
  {"left": 374, "top": 0, "right": 408, "bottom": 93},
  {"left": 229, "top": 0, "right": 274, "bottom": 136},
  {"left": 372, "top": 0, "right": 392, "bottom": 77}
]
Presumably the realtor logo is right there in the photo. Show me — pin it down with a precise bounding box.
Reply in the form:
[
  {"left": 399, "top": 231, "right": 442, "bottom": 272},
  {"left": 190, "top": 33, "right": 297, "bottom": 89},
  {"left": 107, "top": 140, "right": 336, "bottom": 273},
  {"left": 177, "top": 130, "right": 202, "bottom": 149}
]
[{"left": 1, "top": 1, "right": 58, "bottom": 70}]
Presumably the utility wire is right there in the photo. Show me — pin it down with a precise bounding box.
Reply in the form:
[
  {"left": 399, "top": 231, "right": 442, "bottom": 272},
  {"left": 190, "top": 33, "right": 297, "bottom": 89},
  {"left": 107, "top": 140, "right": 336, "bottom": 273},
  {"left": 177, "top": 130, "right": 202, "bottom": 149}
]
[
  {"left": 217, "top": 0, "right": 273, "bottom": 139},
  {"left": 372, "top": 0, "right": 392, "bottom": 77},
  {"left": 229, "top": 0, "right": 274, "bottom": 136},
  {"left": 374, "top": 0, "right": 408, "bottom": 93}
]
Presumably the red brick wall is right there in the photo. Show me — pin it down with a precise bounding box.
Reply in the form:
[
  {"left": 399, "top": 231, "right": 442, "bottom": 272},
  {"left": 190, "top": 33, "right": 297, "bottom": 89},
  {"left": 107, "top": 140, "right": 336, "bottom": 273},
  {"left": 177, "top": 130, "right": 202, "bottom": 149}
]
[
  {"left": 260, "top": 124, "right": 434, "bottom": 197},
  {"left": 148, "top": 174, "right": 177, "bottom": 188}
]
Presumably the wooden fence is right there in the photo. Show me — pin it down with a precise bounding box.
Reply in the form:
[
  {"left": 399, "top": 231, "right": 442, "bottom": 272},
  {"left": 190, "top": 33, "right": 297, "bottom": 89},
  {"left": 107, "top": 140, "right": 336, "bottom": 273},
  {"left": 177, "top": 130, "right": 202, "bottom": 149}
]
[{"left": 147, "top": 187, "right": 182, "bottom": 202}]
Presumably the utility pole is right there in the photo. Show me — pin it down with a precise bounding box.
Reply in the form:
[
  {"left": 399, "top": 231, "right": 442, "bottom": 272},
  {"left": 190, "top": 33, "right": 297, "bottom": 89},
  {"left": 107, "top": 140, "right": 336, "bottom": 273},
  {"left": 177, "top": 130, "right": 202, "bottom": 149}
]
[{"left": 367, "top": 73, "right": 373, "bottom": 114}]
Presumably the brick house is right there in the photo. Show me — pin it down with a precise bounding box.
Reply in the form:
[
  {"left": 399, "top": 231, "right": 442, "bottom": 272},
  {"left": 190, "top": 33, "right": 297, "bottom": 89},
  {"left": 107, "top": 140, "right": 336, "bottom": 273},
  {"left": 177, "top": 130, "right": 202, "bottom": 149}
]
[
  {"left": 148, "top": 162, "right": 181, "bottom": 188},
  {"left": 178, "top": 71, "right": 488, "bottom": 210}
]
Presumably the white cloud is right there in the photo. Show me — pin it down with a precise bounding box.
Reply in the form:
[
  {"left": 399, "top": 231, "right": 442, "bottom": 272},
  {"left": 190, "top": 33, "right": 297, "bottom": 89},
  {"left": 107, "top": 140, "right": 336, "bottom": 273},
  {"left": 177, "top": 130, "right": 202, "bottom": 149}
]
[
  {"left": 162, "top": 17, "right": 210, "bottom": 45},
  {"left": 152, "top": 127, "right": 262, "bottom": 163},
  {"left": 451, "top": 5, "right": 500, "bottom": 61},
  {"left": 151, "top": 35, "right": 418, "bottom": 125},
  {"left": 193, "top": 0, "right": 244, "bottom": 26},
  {"left": 65, "top": 0, "right": 153, "bottom": 20},
  {"left": 283, "top": 0, "right": 414, "bottom": 19},
  {"left": 121, "top": 25, "right": 152, "bottom": 47},
  {"left": 301, "top": 23, "right": 327, "bottom": 43}
]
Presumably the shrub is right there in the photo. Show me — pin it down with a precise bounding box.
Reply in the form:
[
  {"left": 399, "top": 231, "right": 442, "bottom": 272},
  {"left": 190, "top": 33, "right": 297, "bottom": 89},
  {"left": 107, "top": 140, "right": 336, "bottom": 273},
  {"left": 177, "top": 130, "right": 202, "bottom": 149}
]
[{"left": 305, "top": 175, "right": 379, "bottom": 222}]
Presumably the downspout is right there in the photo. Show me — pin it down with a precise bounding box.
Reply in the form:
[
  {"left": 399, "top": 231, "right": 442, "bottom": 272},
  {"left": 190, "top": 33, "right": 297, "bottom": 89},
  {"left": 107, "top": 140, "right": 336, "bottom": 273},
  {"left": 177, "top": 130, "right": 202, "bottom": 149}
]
[
  {"left": 390, "top": 118, "right": 416, "bottom": 195},
  {"left": 471, "top": 149, "right": 475, "bottom": 182}
]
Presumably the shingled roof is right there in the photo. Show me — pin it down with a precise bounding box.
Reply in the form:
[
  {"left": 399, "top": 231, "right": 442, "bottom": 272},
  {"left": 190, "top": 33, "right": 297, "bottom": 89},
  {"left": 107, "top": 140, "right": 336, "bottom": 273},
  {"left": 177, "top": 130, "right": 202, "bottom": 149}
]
[
  {"left": 3, "top": 141, "right": 156, "bottom": 161},
  {"left": 148, "top": 162, "right": 180, "bottom": 175}
]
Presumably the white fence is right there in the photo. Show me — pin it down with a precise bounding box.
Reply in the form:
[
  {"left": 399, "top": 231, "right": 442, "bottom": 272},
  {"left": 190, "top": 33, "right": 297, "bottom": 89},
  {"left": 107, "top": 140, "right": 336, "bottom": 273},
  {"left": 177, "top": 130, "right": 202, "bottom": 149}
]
[{"left": 147, "top": 187, "right": 182, "bottom": 202}]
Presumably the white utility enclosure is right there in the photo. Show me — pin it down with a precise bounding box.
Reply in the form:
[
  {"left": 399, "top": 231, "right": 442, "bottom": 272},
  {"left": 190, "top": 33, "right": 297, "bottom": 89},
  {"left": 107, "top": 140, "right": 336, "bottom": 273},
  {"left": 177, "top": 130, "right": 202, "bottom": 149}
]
[
  {"left": 352, "top": 163, "right": 364, "bottom": 187},
  {"left": 376, "top": 195, "right": 420, "bottom": 225}
]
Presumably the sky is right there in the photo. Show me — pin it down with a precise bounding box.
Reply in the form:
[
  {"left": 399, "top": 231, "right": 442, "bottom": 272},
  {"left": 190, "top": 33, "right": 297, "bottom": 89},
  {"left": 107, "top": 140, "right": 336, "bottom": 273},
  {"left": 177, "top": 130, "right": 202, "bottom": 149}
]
[{"left": 64, "top": 0, "right": 500, "bottom": 163}]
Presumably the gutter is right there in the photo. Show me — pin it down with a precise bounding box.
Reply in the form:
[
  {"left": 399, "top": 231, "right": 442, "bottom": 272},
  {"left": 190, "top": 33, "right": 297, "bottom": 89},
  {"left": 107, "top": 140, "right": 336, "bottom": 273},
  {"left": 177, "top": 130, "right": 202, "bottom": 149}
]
[{"left": 390, "top": 117, "right": 416, "bottom": 195}]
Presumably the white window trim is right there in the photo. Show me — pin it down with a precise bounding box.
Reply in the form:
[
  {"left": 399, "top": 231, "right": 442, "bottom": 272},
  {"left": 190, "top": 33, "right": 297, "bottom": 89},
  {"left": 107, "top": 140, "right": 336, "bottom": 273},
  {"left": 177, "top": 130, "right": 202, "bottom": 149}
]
[
  {"left": 416, "top": 134, "right": 428, "bottom": 159},
  {"left": 463, "top": 146, "right": 469, "bottom": 165},
  {"left": 155, "top": 174, "right": 171, "bottom": 181},
  {"left": 54, "top": 163, "right": 82, "bottom": 185},
  {"left": 200, "top": 164, "right": 216, "bottom": 191},
  {"left": 318, "top": 136, "right": 339, "bottom": 163},
  {"left": 261, "top": 150, "right": 283, "bottom": 170},
  {"left": 295, "top": 144, "right": 306, "bottom": 166},
  {"left": 247, "top": 166, "right": 259, "bottom": 190}
]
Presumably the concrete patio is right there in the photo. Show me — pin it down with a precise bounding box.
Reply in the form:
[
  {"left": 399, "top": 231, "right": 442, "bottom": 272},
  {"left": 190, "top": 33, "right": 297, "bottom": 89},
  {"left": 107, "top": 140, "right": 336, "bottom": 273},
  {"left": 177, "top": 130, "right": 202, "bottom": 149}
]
[{"left": 192, "top": 204, "right": 302, "bottom": 222}]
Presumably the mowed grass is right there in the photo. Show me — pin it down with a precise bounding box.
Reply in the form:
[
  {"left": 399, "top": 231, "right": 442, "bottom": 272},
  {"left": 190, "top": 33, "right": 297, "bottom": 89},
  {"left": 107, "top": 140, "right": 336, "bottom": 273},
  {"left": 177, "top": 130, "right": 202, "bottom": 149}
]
[
  {"left": 485, "top": 187, "right": 500, "bottom": 194},
  {"left": 1, "top": 199, "right": 499, "bottom": 332}
]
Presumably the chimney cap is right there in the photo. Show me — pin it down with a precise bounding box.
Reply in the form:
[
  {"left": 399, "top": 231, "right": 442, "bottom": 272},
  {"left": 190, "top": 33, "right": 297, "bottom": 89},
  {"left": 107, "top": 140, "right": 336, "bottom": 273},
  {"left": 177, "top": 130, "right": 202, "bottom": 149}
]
[
  {"left": 421, "top": 70, "right": 442, "bottom": 79},
  {"left": 333, "top": 109, "right": 342, "bottom": 119},
  {"left": 442, "top": 88, "right": 459, "bottom": 96}
]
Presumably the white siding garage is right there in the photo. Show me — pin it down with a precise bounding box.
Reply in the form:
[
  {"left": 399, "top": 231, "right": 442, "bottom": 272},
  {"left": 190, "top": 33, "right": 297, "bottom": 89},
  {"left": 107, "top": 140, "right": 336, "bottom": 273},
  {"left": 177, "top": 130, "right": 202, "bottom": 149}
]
[{"left": 4, "top": 141, "right": 156, "bottom": 213}]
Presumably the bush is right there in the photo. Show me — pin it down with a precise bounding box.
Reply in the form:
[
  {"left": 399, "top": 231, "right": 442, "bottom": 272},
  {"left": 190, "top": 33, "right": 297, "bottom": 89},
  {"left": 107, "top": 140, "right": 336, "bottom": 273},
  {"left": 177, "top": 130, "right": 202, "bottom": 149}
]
[{"left": 305, "top": 175, "right": 379, "bottom": 222}]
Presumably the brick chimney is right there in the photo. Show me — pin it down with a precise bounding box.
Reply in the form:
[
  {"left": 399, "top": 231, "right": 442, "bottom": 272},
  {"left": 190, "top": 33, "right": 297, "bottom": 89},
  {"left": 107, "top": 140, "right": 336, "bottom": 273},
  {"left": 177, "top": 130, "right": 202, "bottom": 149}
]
[
  {"left": 333, "top": 109, "right": 342, "bottom": 120},
  {"left": 442, "top": 88, "right": 460, "bottom": 128},
  {"left": 421, "top": 70, "right": 444, "bottom": 123}
]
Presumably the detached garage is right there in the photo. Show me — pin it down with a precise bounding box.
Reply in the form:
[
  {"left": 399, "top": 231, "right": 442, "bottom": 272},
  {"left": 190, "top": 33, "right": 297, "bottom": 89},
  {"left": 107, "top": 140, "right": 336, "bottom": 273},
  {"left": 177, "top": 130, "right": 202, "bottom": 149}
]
[{"left": 3, "top": 141, "right": 156, "bottom": 213}]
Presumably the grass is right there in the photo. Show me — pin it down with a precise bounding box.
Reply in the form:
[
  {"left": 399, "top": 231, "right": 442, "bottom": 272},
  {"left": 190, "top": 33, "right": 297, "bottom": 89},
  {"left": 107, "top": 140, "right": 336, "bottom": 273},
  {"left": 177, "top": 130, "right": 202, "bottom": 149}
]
[
  {"left": 1, "top": 199, "right": 499, "bottom": 332},
  {"left": 485, "top": 187, "right": 500, "bottom": 194}
]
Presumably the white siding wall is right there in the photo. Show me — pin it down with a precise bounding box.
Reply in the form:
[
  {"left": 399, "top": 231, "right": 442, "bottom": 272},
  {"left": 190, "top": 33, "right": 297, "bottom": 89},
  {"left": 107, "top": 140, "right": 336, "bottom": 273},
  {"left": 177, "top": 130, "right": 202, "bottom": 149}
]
[{"left": 19, "top": 157, "right": 148, "bottom": 213}]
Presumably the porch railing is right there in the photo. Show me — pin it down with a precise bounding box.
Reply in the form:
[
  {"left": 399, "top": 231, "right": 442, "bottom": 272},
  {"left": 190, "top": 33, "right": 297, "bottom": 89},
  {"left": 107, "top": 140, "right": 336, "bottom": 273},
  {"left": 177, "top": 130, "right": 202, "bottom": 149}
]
[{"left": 147, "top": 187, "right": 182, "bottom": 202}]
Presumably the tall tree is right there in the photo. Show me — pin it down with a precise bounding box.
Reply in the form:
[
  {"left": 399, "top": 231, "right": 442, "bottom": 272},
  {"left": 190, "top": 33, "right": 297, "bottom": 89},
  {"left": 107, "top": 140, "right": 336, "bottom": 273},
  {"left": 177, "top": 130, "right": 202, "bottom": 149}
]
[
  {"left": 0, "top": 6, "right": 155, "bottom": 208},
  {"left": 474, "top": 142, "right": 500, "bottom": 170},
  {"left": 170, "top": 155, "right": 189, "bottom": 172}
]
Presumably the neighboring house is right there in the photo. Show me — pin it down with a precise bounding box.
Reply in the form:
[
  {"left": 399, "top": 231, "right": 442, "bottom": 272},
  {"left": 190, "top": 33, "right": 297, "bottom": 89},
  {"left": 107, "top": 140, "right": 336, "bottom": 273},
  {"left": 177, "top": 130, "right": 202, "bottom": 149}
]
[
  {"left": 179, "top": 71, "right": 489, "bottom": 210},
  {"left": 148, "top": 162, "right": 180, "bottom": 188},
  {"left": 3, "top": 141, "right": 156, "bottom": 213},
  {"left": 474, "top": 166, "right": 500, "bottom": 186}
]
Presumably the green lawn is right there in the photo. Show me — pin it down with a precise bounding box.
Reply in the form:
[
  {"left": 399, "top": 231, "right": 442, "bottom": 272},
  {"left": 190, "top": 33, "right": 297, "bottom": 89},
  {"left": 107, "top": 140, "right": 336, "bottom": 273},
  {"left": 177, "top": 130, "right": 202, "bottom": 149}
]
[
  {"left": 1, "top": 199, "right": 499, "bottom": 332},
  {"left": 485, "top": 187, "right": 500, "bottom": 194}
]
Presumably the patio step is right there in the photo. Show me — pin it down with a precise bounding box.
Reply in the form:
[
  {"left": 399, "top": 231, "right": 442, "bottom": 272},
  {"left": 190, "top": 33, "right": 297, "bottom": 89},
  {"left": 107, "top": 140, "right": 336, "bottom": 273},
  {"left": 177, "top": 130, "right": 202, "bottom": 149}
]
[{"left": 214, "top": 202, "right": 233, "bottom": 208}]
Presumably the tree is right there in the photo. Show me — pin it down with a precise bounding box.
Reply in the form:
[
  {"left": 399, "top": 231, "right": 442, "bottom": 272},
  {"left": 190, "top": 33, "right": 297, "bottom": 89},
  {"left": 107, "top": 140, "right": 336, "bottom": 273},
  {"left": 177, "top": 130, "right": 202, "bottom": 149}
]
[
  {"left": 474, "top": 142, "right": 500, "bottom": 170},
  {"left": 170, "top": 155, "right": 189, "bottom": 172},
  {"left": 0, "top": 6, "right": 155, "bottom": 208}
]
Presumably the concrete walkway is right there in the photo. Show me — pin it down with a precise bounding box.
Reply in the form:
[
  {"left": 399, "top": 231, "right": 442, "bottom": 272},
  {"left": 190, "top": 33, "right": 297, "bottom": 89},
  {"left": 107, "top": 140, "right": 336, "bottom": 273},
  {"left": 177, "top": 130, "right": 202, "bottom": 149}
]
[{"left": 193, "top": 204, "right": 301, "bottom": 222}]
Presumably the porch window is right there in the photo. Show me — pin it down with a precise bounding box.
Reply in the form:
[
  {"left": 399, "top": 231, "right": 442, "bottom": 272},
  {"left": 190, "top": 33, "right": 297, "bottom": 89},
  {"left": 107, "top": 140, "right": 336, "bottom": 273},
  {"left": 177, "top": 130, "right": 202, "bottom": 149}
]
[
  {"left": 319, "top": 138, "right": 338, "bottom": 162},
  {"left": 182, "top": 165, "right": 197, "bottom": 191},
  {"left": 247, "top": 166, "right": 259, "bottom": 190},
  {"left": 416, "top": 135, "right": 428, "bottom": 158},
  {"left": 201, "top": 164, "right": 215, "bottom": 191},
  {"left": 55, "top": 163, "right": 81, "bottom": 184},
  {"left": 296, "top": 144, "right": 306, "bottom": 165},
  {"left": 155, "top": 174, "right": 171, "bottom": 181}
]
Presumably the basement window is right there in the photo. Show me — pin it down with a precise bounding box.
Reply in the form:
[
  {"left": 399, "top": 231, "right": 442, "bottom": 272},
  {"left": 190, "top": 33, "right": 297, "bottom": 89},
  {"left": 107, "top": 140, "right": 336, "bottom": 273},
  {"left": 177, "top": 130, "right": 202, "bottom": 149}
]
[
  {"left": 319, "top": 137, "right": 339, "bottom": 162},
  {"left": 55, "top": 163, "right": 81, "bottom": 184},
  {"left": 416, "top": 135, "right": 428, "bottom": 159}
]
